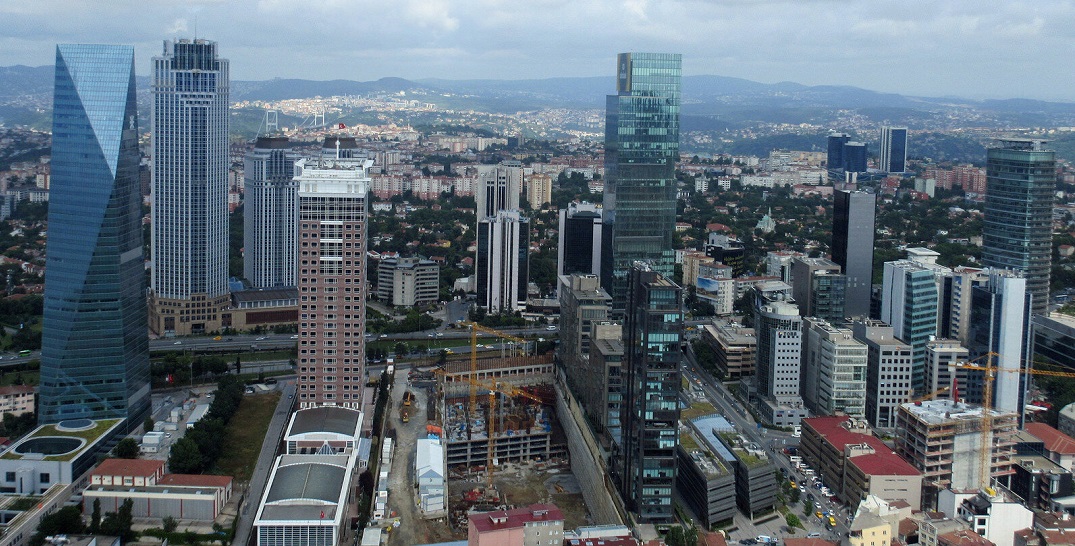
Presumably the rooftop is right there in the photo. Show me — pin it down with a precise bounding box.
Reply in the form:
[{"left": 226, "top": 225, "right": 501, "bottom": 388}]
[
  {"left": 287, "top": 407, "right": 363, "bottom": 438},
  {"left": 1025, "top": 423, "right": 1075, "bottom": 455},
  {"left": 92, "top": 458, "right": 164, "bottom": 478},
  {"left": 265, "top": 460, "right": 348, "bottom": 505},
  {"left": 468, "top": 503, "right": 564, "bottom": 533},
  {"left": 937, "top": 529, "right": 994, "bottom": 546},
  {"left": 158, "top": 474, "right": 233, "bottom": 488},
  {"left": 2, "top": 419, "right": 122, "bottom": 462},
  {"left": 803, "top": 416, "right": 887, "bottom": 452},
  {"left": 899, "top": 399, "right": 1014, "bottom": 425},
  {"left": 849, "top": 452, "right": 921, "bottom": 477}
]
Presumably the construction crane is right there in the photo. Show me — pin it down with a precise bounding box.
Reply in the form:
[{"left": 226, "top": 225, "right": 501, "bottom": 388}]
[
  {"left": 433, "top": 368, "right": 542, "bottom": 491},
  {"left": 459, "top": 321, "right": 527, "bottom": 413},
  {"left": 907, "top": 386, "right": 950, "bottom": 404},
  {"left": 955, "top": 356, "right": 1075, "bottom": 488}
]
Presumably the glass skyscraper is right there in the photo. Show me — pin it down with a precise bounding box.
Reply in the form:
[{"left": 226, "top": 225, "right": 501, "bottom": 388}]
[
  {"left": 617, "top": 264, "right": 682, "bottom": 523},
  {"left": 879, "top": 126, "right": 908, "bottom": 173},
  {"left": 983, "top": 139, "right": 1055, "bottom": 316},
  {"left": 832, "top": 189, "right": 876, "bottom": 318},
  {"left": 40, "top": 45, "right": 150, "bottom": 426},
  {"left": 150, "top": 39, "right": 230, "bottom": 335},
  {"left": 601, "top": 53, "right": 681, "bottom": 315}
]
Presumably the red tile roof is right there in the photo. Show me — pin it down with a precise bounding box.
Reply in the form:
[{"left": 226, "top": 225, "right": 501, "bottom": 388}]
[
  {"left": 803, "top": 416, "right": 888, "bottom": 452},
  {"left": 158, "top": 474, "right": 233, "bottom": 488},
  {"left": 0, "top": 385, "right": 34, "bottom": 396},
  {"left": 1026, "top": 423, "right": 1075, "bottom": 455},
  {"left": 1040, "top": 529, "right": 1075, "bottom": 546},
  {"left": 469, "top": 503, "right": 563, "bottom": 533},
  {"left": 937, "top": 529, "right": 994, "bottom": 546},
  {"left": 92, "top": 458, "right": 164, "bottom": 478},
  {"left": 849, "top": 452, "right": 921, "bottom": 477},
  {"left": 699, "top": 532, "right": 728, "bottom": 546}
]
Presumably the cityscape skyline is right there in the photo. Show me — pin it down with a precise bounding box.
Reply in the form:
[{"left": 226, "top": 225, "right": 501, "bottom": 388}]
[{"left": 2, "top": 2, "right": 1075, "bottom": 102}]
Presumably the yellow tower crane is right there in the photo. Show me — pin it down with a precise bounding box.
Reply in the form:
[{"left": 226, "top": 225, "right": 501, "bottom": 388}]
[
  {"left": 955, "top": 356, "right": 1075, "bottom": 489},
  {"left": 459, "top": 321, "right": 527, "bottom": 412}
]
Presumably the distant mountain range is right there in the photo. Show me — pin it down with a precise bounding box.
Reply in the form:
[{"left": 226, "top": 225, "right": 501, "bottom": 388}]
[{"left": 5, "top": 64, "right": 1075, "bottom": 155}]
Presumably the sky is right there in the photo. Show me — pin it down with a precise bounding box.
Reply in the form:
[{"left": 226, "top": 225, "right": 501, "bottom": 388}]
[{"left": 2, "top": 0, "right": 1074, "bottom": 101}]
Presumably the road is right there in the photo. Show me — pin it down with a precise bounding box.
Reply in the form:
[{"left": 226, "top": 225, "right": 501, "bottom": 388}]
[
  {"left": 682, "top": 348, "right": 849, "bottom": 543},
  {"left": 232, "top": 380, "right": 296, "bottom": 546}
]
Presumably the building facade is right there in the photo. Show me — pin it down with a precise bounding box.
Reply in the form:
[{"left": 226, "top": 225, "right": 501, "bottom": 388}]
[
  {"left": 243, "top": 136, "right": 300, "bottom": 288},
  {"left": 832, "top": 190, "right": 876, "bottom": 319},
  {"left": 880, "top": 127, "right": 908, "bottom": 173},
  {"left": 150, "top": 39, "right": 231, "bottom": 336},
  {"left": 294, "top": 155, "right": 372, "bottom": 410},
  {"left": 618, "top": 265, "right": 682, "bottom": 523},
  {"left": 968, "top": 270, "right": 1032, "bottom": 416},
  {"left": 791, "top": 257, "right": 847, "bottom": 323},
  {"left": 752, "top": 282, "right": 808, "bottom": 427},
  {"left": 983, "top": 139, "right": 1055, "bottom": 317},
  {"left": 882, "top": 260, "right": 942, "bottom": 394},
  {"left": 476, "top": 210, "right": 529, "bottom": 312},
  {"left": 854, "top": 320, "right": 914, "bottom": 430},
  {"left": 376, "top": 257, "right": 439, "bottom": 307},
  {"left": 601, "top": 53, "right": 681, "bottom": 315},
  {"left": 557, "top": 201, "right": 603, "bottom": 279},
  {"left": 802, "top": 318, "right": 867, "bottom": 418},
  {"left": 40, "top": 44, "right": 150, "bottom": 426}
]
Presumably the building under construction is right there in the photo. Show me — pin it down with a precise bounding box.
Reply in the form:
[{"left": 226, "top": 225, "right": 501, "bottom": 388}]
[
  {"left": 436, "top": 353, "right": 566, "bottom": 469},
  {"left": 895, "top": 399, "right": 1017, "bottom": 506}
]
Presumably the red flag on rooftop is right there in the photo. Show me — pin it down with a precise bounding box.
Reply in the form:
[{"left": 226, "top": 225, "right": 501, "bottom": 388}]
[
  {"left": 320, "top": 510, "right": 325, "bottom": 519},
  {"left": 338, "top": 123, "right": 346, "bottom": 129}
]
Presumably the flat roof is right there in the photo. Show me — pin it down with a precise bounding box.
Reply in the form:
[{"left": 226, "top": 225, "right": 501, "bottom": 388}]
[
  {"left": 899, "top": 399, "right": 1014, "bottom": 425},
  {"left": 232, "top": 287, "right": 297, "bottom": 303},
  {"left": 288, "top": 407, "right": 362, "bottom": 438},
  {"left": 265, "top": 461, "right": 347, "bottom": 505}
]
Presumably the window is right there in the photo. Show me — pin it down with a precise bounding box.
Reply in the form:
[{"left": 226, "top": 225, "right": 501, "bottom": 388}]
[{"left": 40, "top": 473, "right": 50, "bottom": 484}]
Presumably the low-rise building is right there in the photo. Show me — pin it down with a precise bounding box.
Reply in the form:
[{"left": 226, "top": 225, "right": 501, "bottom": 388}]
[
  {"left": 700, "top": 320, "right": 756, "bottom": 381},
  {"left": 0, "top": 385, "right": 34, "bottom": 416},
  {"left": 90, "top": 458, "right": 164, "bottom": 487},
  {"left": 957, "top": 489, "right": 1033, "bottom": 546},
  {"left": 83, "top": 473, "right": 233, "bottom": 522},
  {"left": 690, "top": 415, "right": 778, "bottom": 518},
  {"left": 377, "top": 257, "right": 440, "bottom": 307},
  {"left": 1025, "top": 423, "right": 1075, "bottom": 472},
  {"left": 416, "top": 438, "right": 445, "bottom": 516},
  {"left": 0, "top": 418, "right": 125, "bottom": 494},
  {"left": 677, "top": 425, "right": 736, "bottom": 528},
  {"left": 254, "top": 454, "right": 354, "bottom": 546},
  {"left": 467, "top": 503, "right": 564, "bottom": 546}
]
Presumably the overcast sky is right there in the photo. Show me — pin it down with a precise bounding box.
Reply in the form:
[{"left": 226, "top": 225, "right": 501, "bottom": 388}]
[{"left": 2, "top": 0, "right": 1073, "bottom": 101}]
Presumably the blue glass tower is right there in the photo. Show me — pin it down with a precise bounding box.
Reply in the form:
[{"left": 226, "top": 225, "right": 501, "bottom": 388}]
[
  {"left": 40, "top": 45, "right": 150, "bottom": 427},
  {"left": 601, "top": 53, "right": 681, "bottom": 315},
  {"left": 879, "top": 127, "right": 908, "bottom": 173}
]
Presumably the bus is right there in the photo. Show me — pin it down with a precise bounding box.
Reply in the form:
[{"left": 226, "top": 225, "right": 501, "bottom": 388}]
[{"left": 17, "top": 350, "right": 30, "bottom": 357}]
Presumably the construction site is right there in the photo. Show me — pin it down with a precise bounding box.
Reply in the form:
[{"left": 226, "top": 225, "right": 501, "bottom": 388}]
[{"left": 426, "top": 324, "right": 586, "bottom": 532}]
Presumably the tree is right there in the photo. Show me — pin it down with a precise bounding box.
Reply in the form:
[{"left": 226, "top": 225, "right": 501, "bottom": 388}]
[
  {"left": 32, "top": 506, "right": 85, "bottom": 546},
  {"left": 786, "top": 513, "right": 803, "bottom": 532},
  {"left": 143, "top": 415, "right": 155, "bottom": 433},
  {"left": 114, "top": 437, "right": 140, "bottom": 459},
  {"left": 168, "top": 437, "right": 203, "bottom": 474},
  {"left": 100, "top": 498, "right": 136, "bottom": 543},
  {"left": 162, "top": 515, "right": 178, "bottom": 533},
  {"left": 90, "top": 499, "right": 101, "bottom": 534},
  {"left": 234, "top": 355, "right": 241, "bottom": 375}
]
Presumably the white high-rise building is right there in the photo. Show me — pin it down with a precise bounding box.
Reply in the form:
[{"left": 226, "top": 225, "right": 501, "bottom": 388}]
[
  {"left": 969, "top": 269, "right": 1032, "bottom": 416},
  {"left": 803, "top": 318, "right": 868, "bottom": 418},
  {"left": 150, "top": 39, "right": 230, "bottom": 335},
  {"left": 475, "top": 162, "right": 522, "bottom": 218},
  {"left": 295, "top": 154, "right": 372, "bottom": 409},
  {"left": 243, "top": 136, "right": 300, "bottom": 288},
  {"left": 753, "top": 281, "right": 808, "bottom": 427},
  {"left": 476, "top": 210, "right": 529, "bottom": 313}
]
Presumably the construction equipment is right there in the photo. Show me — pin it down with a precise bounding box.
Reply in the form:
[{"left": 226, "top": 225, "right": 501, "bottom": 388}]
[
  {"left": 434, "top": 367, "right": 542, "bottom": 491},
  {"left": 955, "top": 355, "right": 1075, "bottom": 488},
  {"left": 459, "top": 321, "right": 527, "bottom": 413},
  {"left": 908, "top": 386, "right": 950, "bottom": 404}
]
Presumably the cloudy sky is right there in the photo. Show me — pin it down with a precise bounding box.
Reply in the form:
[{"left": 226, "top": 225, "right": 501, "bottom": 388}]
[{"left": 2, "top": 0, "right": 1073, "bottom": 101}]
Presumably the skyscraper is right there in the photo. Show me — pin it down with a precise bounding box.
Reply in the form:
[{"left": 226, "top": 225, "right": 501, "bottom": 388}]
[
  {"left": 969, "top": 270, "right": 1032, "bottom": 417},
  {"left": 827, "top": 133, "right": 850, "bottom": 176},
  {"left": 294, "top": 152, "right": 373, "bottom": 409},
  {"left": 752, "top": 281, "right": 808, "bottom": 426},
  {"left": 557, "top": 201, "right": 603, "bottom": 279},
  {"left": 476, "top": 210, "right": 529, "bottom": 312},
  {"left": 618, "top": 264, "right": 682, "bottom": 523},
  {"left": 149, "top": 39, "right": 230, "bottom": 336},
  {"left": 790, "top": 257, "right": 846, "bottom": 323},
  {"left": 243, "top": 136, "right": 300, "bottom": 288},
  {"left": 843, "top": 142, "right": 868, "bottom": 173},
  {"left": 40, "top": 44, "right": 150, "bottom": 426},
  {"left": 475, "top": 161, "right": 522, "bottom": 218},
  {"left": 982, "top": 139, "right": 1055, "bottom": 316},
  {"left": 879, "top": 127, "right": 908, "bottom": 173},
  {"left": 881, "top": 260, "right": 943, "bottom": 394},
  {"left": 601, "top": 53, "right": 681, "bottom": 315},
  {"left": 832, "top": 189, "right": 876, "bottom": 318}
]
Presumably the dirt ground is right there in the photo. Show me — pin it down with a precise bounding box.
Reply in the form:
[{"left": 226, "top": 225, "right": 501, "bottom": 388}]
[{"left": 448, "top": 459, "right": 591, "bottom": 531}]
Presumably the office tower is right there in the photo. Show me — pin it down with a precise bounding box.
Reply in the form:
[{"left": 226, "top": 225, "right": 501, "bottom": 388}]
[
  {"left": 243, "top": 136, "right": 300, "bottom": 288},
  {"left": 969, "top": 270, "right": 1032, "bottom": 416},
  {"left": 752, "top": 281, "right": 808, "bottom": 426},
  {"left": 476, "top": 161, "right": 522, "bottom": 218},
  {"left": 843, "top": 142, "right": 868, "bottom": 173},
  {"left": 704, "top": 233, "right": 747, "bottom": 277},
  {"left": 150, "top": 39, "right": 230, "bottom": 335},
  {"left": 601, "top": 53, "right": 681, "bottom": 315},
  {"left": 39, "top": 44, "right": 150, "bottom": 426},
  {"left": 294, "top": 154, "right": 373, "bottom": 409},
  {"left": 377, "top": 257, "right": 439, "bottom": 307},
  {"left": 879, "top": 127, "right": 908, "bottom": 173},
  {"left": 476, "top": 210, "right": 529, "bottom": 312},
  {"left": 832, "top": 189, "right": 876, "bottom": 318},
  {"left": 556, "top": 274, "right": 611, "bottom": 366},
  {"left": 827, "top": 133, "right": 851, "bottom": 176},
  {"left": 882, "top": 260, "right": 945, "bottom": 394},
  {"left": 925, "top": 339, "right": 969, "bottom": 401},
  {"left": 1033, "top": 313, "right": 1075, "bottom": 374},
  {"left": 790, "top": 257, "right": 847, "bottom": 323},
  {"left": 983, "top": 139, "right": 1056, "bottom": 317},
  {"left": 589, "top": 323, "right": 625, "bottom": 443},
  {"left": 853, "top": 319, "right": 914, "bottom": 429},
  {"left": 766, "top": 251, "right": 805, "bottom": 284},
  {"left": 618, "top": 264, "right": 682, "bottom": 523},
  {"left": 944, "top": 267, "right": 989, "bottom": 344},
  {"left": 802, "top": 318, "right": 867, "bottom": 418},
  {"left": 557, "top": 201, "right": 603, "bottom": 278}
]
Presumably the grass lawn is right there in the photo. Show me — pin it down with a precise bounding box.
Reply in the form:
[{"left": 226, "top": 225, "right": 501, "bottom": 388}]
[
  {"left": 214, "top": 392, "right": 281, "bottom": 482},
  {"left": 681, "top": 401, "right": 717, "bottom": 421}
]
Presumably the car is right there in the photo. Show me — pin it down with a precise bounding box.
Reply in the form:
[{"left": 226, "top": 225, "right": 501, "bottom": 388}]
[
  {"left": 546, "top": 325, "right": 557, "bottom": 331},
  {"left": 379, "top": 334, "right": 387, "bottom": 338},
  {"left": 815, "top": 511, "right": 823, "bottom": 519},
  {"left": 288, "top": 394, "right": 293, "bottom": 399},
  {"left": 165, "top": 433, "right": 172, "bottom": 438},
  {"left": 808, "top": 533, "right": 822, "bottom": 539},
  {"left": 173, "top": 341, "right": 182, "bottom": 345},
  {"left": 290, "top": 334, "right": 298, "bottom": 339},
  {"left": 256, "top": 336, "right": 267, "bottom": 341},
  {"left": 213, "top": 336, "right": 222, "bottom": 340},
  {"left": 828, "top": 516, "right": 837, "bottom": 527},
  {"left": 740, "top": 540, "right": 756, "bottom": 545},
  {"left": 756, "top": 536, "right": 772, "bottom": 544}
]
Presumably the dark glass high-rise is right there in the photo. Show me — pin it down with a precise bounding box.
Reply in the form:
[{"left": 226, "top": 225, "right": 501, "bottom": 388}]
[
  {"left": 601, "top": 53, "right": 681, "bottom": 315},
  {"left": 39, "top": 45, "right": 150, "bottom": 427}
]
